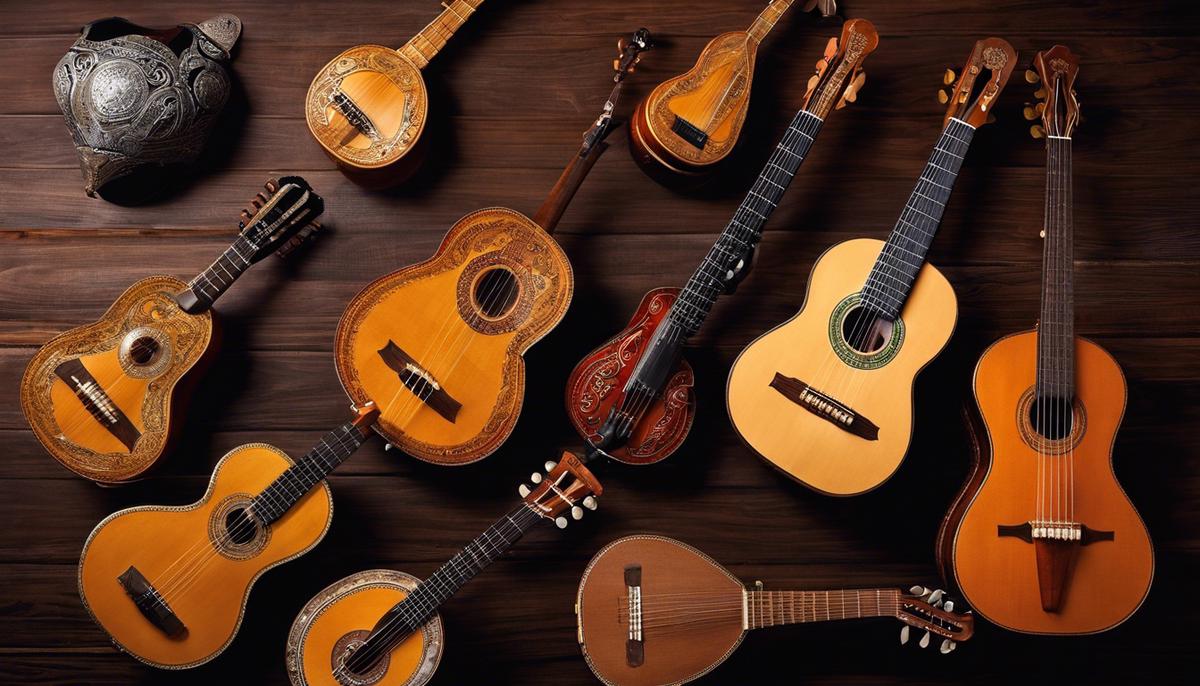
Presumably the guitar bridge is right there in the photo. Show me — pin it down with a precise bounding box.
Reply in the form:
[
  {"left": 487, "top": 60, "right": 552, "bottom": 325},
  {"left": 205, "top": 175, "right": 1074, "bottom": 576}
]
[
  {"left": 54, "top": 358, "right": 140, "bottom": 451},
  {"left": 117, "top": 566, "right": 186, "bottom": 638},
  {"left": 997, "top": 521, "right": 1114, "bottom": 612},
  {"left": 770, "top": 373, "right": 879, "bottom": 440},
  {"left": 624, "top": 565, "right": 644, "bottom": 667},
  {"left": 330, "top": 90, "right": 379, "bottom": 141},
  {"left": 378, "top": 341, "right": 462, "bottom": 423},
  {"left": 670, "top": 115, "right": 708, "bottom": 149}
]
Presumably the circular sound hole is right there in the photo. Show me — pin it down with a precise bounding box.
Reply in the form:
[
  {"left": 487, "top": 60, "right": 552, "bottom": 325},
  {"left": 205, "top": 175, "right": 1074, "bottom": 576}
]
[
  {"left": 127, "top": 336, "right": 160, "bottom": 365},
  {"left": 223, "top": 507, "right": 259, "bottom": 546},
  {"left": 1029, "top": 395, "right": 1074, "bottom": 440},
  {"left": 840, "top": 305, "right": 893, "bottom": 355},
  {"left": 472, "top": 267, "right": 519, "bottom": 319},
  {"left": 332, "top": 630, "right": 390, "bottom": 686}
]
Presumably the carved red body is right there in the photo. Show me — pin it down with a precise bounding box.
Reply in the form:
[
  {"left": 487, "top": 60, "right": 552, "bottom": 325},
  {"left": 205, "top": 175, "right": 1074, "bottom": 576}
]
[{"left": 565, "top": 288, "right": 695, "bottom": 464}]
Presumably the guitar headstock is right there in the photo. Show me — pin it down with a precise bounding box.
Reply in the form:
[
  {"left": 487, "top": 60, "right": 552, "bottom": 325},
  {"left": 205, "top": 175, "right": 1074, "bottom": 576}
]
[
  {"left": 1026, "top": 45, "right": 1080, "bottom": 139},
  {"left": 802, "top": 18, "right": 879, "bottom": 118},
  {"left": 896, "top": 586, "right": 974, "bottom": 654},
  {"left": 237, "top": 176, "right": 325, "bottom": 262},
  {"left": 517, "top": 452, "right": 603, "bottom": 529},
  {"left": 613, "top": 28, "right": 654, "bottom": 83},
  {"left": 937, "top": 38, "right": 1017, "bottom": 128}
]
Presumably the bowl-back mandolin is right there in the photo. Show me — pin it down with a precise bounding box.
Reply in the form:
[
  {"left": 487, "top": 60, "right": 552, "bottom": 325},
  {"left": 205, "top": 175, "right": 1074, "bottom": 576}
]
[
  {"left": 938, "top": 46, "right": 1153, "bottom": 635},
  {"left": 20, "top": 177, "right": 324, "bottom": 483}
]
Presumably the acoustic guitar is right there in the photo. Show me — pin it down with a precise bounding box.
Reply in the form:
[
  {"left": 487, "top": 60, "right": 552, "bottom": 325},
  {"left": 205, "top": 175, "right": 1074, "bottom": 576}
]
[
  {"left": 575, "top": 535, "right": 974, "bottom": 686},
  {"left": 78, "top": 404, "right": 379, "bottom": 669},
  {"left": 284, "top": 452, "right": 602, "bottom": 686},
  {"left": 566, "top": 19, "right": 877, "bottom": 464},
  {"left": 334, "top": 31, "right": 652, "bottom": 465},
  {"left": 938, "top": 46, "right": 1153, "bottom": 635},
  {"left": 629, "top": 0, "right": 837, "bottom": 177},
  {"left": 726, "top": 38, "right": 1017, "bottom": 496},
  {"left": 305, "top": 0, "right": 484, "bottom": 188},
  {"left": 20, "top": 178, "right": 324, "bottom": 483}
]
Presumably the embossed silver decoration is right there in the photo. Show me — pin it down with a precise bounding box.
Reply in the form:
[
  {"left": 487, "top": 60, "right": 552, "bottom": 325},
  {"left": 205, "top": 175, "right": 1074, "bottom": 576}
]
[{"left": 52, "top": 15, "right": 242, "bottom": 198}]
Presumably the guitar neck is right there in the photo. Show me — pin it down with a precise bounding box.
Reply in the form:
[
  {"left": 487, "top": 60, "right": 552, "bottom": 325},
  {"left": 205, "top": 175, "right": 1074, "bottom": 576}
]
[
  {"left": 668, "top": 109, "right": 824, "bottom": 336},
  {"left": 1036, "top": 135, "right": 1074, "bottom": 400},
  {"left": 859, "top": 118, "right": 976, "bottom": 320},
  {"left": 399, "top": 0, "right": 484, "bottom": 69},
  {"left": 177, "top": 236, "right": 256, "bottom": 314},
  {"left": 745, "top": 588, "right": 901, "bottom": 629},
  {"left": 748, "top": 0, "right": 798, "bottom": 44},
  {"left": 251, "top": 420, "right": 371, "bottom": 525}
]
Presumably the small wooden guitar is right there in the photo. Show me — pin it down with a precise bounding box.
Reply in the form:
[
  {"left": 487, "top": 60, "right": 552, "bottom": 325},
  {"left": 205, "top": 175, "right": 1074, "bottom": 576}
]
[
  {"left": 566, "top": 19, "right": 877, "bottom": 464},
  {"left": 305, "top": 1, "right": 484, "bottom": 188},
  {"left": 576, "top": 535, "right": 974, "bottom": 686},
  {"left": 78, "top": 404, "right": 378, "bottom": 669},
  {"left": 334, "top": 31, "right": 652, "bottom": 465},
  {"left": 20, "top": 178, "right": 324, "bottom": 483},
  {"left": 629, "top": 0, "right": 837, "bottom": 177},
  {"left": 285, "top": 452, "right": 602, "bottom": 686},
  {"left": 939, "top": 46, "right": 1153, "bottom": 635},
  {"left": 727, "top": 39, "right": 1017, "bottom": 496}
]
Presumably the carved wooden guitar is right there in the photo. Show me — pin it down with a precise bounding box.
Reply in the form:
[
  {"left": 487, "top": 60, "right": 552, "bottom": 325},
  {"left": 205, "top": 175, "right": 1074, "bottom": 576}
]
[
  {"left": 939, "top": 46, "right": 1153, "bottom": 634},
  {"left": 78, "top": 404, "right": 378, "bottom": 669},
  {"left": 334, "top": 31, "right": 652, "bottom": 465},
  {"left": 305, "top": 1, "right": 484, "bottom": 188},
  {"left": 20, "top": 178, "right": 324, "bottom": 483},
  {"left": 727, "top": 39, "right": 1016, "bottom": 495},
  {"left": 576, "top": 535, "right": 973, "bottom": 686},
  {"left": 629, "top": 0, "right": 836, "bottom": 177},
  {"left": 285, "top": 452, "right": 602, "bottom": 686},
  {"left": 566, "top": 19, "right": 877, "bottom": 464}
]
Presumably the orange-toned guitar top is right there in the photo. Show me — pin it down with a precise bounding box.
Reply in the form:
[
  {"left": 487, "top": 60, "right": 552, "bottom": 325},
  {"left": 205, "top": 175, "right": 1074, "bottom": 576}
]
[{"left": 939, "top": 46, "right": 1153, "bottom": 635}]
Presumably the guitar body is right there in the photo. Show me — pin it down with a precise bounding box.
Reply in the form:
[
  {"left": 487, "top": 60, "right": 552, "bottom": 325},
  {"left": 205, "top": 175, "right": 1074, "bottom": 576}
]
[
  {"left": 20, "top": 275, "right": 215, "bottom": 483},
  {"left": 630, "top": 32, "right": 757, "bottom": 175},
  {"left": 305, "top": 44, "right": 429, "bottom": 188},
  {"left": 565, "top": 287, "right": 695, "bottom": 464},
  {"left": 576, "top": 535, "right": 745, "bottom": 686},
  {"left": 286, "top": 570, "right": 443, "bottom": 686},
  {"left": 940, "top": 331, "right": 1153, "bottom": 634},
  {"left": 78, "top": 443, "right": 333, "bottom": 668},
  {"left": 335, "top": 207, "right": 573, "bottom": 465},
  {"left": 726, "top": 238, "right": 957, "bottom": 495}
]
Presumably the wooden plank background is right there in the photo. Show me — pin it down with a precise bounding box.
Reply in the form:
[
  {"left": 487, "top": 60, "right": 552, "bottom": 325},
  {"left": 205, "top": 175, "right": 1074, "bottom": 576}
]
[{"left": 1, "top": 1, "right": 1197, "bottom": 683}]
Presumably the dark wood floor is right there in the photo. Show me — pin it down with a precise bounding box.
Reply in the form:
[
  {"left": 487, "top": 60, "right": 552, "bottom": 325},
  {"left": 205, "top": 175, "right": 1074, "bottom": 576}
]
[{"left": 2, "top": 1, "right": 1197, "bottom": 683}]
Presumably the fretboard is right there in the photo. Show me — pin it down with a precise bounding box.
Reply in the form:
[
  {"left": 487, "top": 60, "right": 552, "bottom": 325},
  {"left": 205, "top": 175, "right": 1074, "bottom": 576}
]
[
  {"left": 251, "top": 420, "right": 369, "bottom": 525},
  {"left": 860, "top": 118, "right": 976, "bottom": 320},
  {"left": 667, "top": 110, "right": 825, "bottom": 336},
  {"left": 746, "top": 588, "right": 900, "bottom": 630},
  {"left": 179, "top": 236, "right": 255, "bottom": 313},
  {"left": 748, "top": 0, "right": 797, "bottom": 43},
  {"left": 399, "top": 0, "right": 484, "bottom": 69},
  {"left": 1037, "top": 136, "right": 1075, "bottom": 400}
]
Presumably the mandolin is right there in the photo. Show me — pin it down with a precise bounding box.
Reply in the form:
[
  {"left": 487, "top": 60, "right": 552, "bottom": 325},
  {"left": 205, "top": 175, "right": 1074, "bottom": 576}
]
[
  {"left": 629, "top": 0, "right": 837, "bottom": 177},
  {"left": 305, "top": 1, "right": 484, "bottom": 188},
  {"left": 334, "top": 31, "right": 652, "bottom": 465},
  {"left": 727, "top": 39, "right": 1017, "bottom": 496},
  {"left": 20, "top": 178, "right": 324, "bottom": 483},
  {"left": 285, "top": 452, "right": 602, "bottom": 686},
  {"left": 566, "top": 19, "right": 877, "bottom": 464},
  {"left": 575, "top": 535, "right": 974, "bottom": 686},
  {"left": 78, "top": 404, "right": 379, "bottom": 669},
  {"left": 939, "top": 46, "right": 1153, "bottom": 635}
]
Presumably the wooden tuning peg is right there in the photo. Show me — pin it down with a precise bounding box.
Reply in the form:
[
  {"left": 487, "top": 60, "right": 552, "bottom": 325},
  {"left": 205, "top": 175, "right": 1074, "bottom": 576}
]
[
  {"left": 1034, "top": 87, "right": 1047, "bottom": 100},
  {"left": 823, "top": 36, "right": 838, "bottom": 60},
  {"left": 264, "top": 179, "right": 279, "bottom": 193},
  {"left": 937, "top": 89, "right": 949, "bottom": 105},
  {"left": 1023, "top": 103, "right": 1039, "bottom": 120},
  {"left": 837, "top": 71, "right": 866, "bottom": 109},
  {"left": 612, "top": 58, "right": 620, "bottom": 71},
  {"left": 1030, "top": 124, "right": 1046, "bottom": 139},
  {"left": 1025, "top": 68, "right": 1040, "bottom": 84},
  {"left": 943, "top": 68, "right": 956, "bottom": 85},
  {"left": 806, "top": 73, "right": 820, "bottom": 93},
  {"left": 240, "top": 209, "right": 253, "bottom": 222}
]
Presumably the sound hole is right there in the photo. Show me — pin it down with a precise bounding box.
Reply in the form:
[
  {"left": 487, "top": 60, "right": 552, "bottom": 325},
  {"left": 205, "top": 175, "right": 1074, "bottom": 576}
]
[
  {"left": 1029, "top": 395, "right": 1074, "bottom": 440},
  {"left": 127, "top": 336, "right": 160, "bottom": 365},
  {"left": 223, "top": 507, "right": 259, "bottom": 546},
  {"left": 472, "top": 267, "right": 519, "bottom": 319},
  {"left": 332, "top": 630, "right": 390, "bottom": 686},
  {"left": 840, "top": 305, "right": 894, "bottom": 355}
]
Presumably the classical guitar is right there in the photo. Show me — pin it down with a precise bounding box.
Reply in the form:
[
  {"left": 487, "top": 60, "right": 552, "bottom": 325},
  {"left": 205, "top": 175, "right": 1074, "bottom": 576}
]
[
  {"left": 939, "top": 46, "right": 1153, "bottom": 635},
  {"left": 78, "top": 404, "right": 379, "bottom": 669},
  {"left": 727, "top": 39, "right": 1016, "bottom": 496},
  {"left": 20, "top": 178, "right": 324, "bottom": 483},
  {"left": 629, "top": 0, "right": 837, "bottom": 177},
  {"left": 305, "top": 0, "right": 484, "bottom": 188},
  {"left": 567, "top": 19, "right": 877, "bottom": 464},
  {"left": 285, "top": 452, "right": 602, "bottom": 686},
  {"left": 576, "top": 535, "right": 974, "bottom": 686},
  {"left": 334, "top": 31, "right": 652, "bottom": 465}
]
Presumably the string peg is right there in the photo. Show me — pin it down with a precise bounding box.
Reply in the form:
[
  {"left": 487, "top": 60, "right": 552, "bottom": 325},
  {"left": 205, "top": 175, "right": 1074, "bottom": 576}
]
[
  {"left": 919, "top": 630, "right": 931, "bottom": 649},
  {"left": 544, "top": 460, "right": 557, "bottom": 472},
  {"left": 943, "top": 68, "right": 957, "bottom": 85},
  {"left": 383, "top": 443, "right": 394, "bottom": 451},
  {"left": 928, "top": 589, "right": 945, "bottom": 604},
  {"left": 806, "top": 73, "right": 820, "bottom": 94},
  {"left": 530, "top": 472, "right": 543, "bottom": 484},
  {"left": 1025, "top": 68, "right": 1040, "bottom": 84},
  {"left": 943, "top": 600, "right": 954, "bottom": 612},
  {"left": 518, "top": 484, "right": 531, "bottom": 498},
  {"left": 900, "top": 625, "right": 910, "bottom": 645},
  {"left": 264, "top": 178, "right": 279, "bottom": 194},
  {"left": 1023, "top": 103, "right": 1039, "bottom": 121},
  {"left": 1034, "top": 87, "right": 1048, "bottom": 100},
  {"left": 838, "top": 71, "right": 866, "bottom": 109},
  {"left": 555, "top": 516, "right": 569, "bottom": 529},
  {"left": 940, "top": 638, "right": 956, "bottom": 654},
  {"left": 582, "top": 495, "right": 598, "bottom": 511},
  {"left": 909, "top": 585, "right": 927, "bottom": 596},
  {"left": 937, "top": 89, "right": 949, "bottom": 105},
  {"left": 1030, "top": 124, "right": 1046, "bottom": 139},
  {"left": 571, "top": 505, "right": 584, "bottom": 520}
]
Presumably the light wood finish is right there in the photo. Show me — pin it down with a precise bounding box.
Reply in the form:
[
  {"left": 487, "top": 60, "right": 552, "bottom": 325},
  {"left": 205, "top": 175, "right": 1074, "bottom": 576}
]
[
  {"left": 946, "top": 331, "right": 1153, "bottom": 634},
  {"left": 334, "top": 207, "right": 572, "bottom": 465},
  {"left": 78, "top": 444, "right": 332, "bottom": 668},
  {"left": 20, "top": 276, "right": 214, "bottom": 483},
  {"left": 726, "top": 238, "right": 956, "bottom": 495}
]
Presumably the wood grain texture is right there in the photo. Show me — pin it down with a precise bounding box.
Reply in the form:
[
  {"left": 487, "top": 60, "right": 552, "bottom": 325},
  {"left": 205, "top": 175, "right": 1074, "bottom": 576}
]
[{"left": 0, "top": 1, "right": 1197, "bottom": 684}]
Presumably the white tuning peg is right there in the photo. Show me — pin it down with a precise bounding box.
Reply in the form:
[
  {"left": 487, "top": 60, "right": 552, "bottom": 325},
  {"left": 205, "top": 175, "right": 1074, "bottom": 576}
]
[
  {"left": 555, "top": 516, "right": 568, "bottom": 529},
  {"left": 940, "top": 638, "right": 956, "bottom": 654},
  {"left": 544, "top": 460, "right": 557, "bottom": 472},
  {"left": 582, "top": 496, "right": 598, "bottom": 511},
  {"left": 518, "top": 484, "right": 531, "bottom": 498},
  {"left": 384, "top": 443, "right": 394, "bottom": 451},
  {"left": 909, "top": 585, "right": 927, "bottom": 596},
  {"left": 530, "top": 472, "right": 543, "bottom": 484},
  {"left": 943, "top": 600, "right": 954, "bottom": 612},
  {"left": 928, "top": 589, "right": 944, "bottom": 605},
  {"left": 571, "top": 506, "right": 584, "bottom": 520},
  {"left": 919, "top": 631, "right": 931, "bottom": 649},
  {"left": 900, "top": 625, "right": 910, "bottom": 645}
]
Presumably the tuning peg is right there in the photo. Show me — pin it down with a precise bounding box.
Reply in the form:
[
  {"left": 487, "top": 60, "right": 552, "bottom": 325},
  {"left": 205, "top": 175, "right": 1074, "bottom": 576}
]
[
  {"left": 1034, "top": 87, "right": 1047, "bottom": 100},
  {"left": 900, "top": 625, "right": 910, "bottom": 645},
  {"left": 940, "top": 638, "right": 956, "bottom": 654},
  {"left": 582, "top": 495, "right": 598, "bottom": 511},
  {"left": 806, "top": 73, "right": 820, "bottom": 93},
  {"left": 571, "top": 505, "right": 584, "bottom": 520},
  {"left": 264, "top": 178, "right": 279, "bottom": 193},
  {"left": 909, "top": 585, "right": 927, "bottom": 596},
  {"left": 555, "top": 516, "right": 569, "bottom": 529},
  {"left": 943, "top": 600, "right": 954, "bottom": 612},
  {"left": 1023, "top": 104, "right": 1039, "bottom": 121},
  {"left": 612, "top": 59, "right": 620, "bottom": 71},
  {"left": 530, "top": 472, "right": 543, "bottom": 484},
  {"left": 384, "top": 443, "right": 394, "bottom": 451},
  {"left": 276, "top": 221, "right": 322, "bottom": 259},
  {"left": 1025, "top": 68, "right": 1040, "bottom": 84},
  {"left": 919, "top": 630, "right": 931, "bottom": 649},
  {"left": 943, "top": 68, "right": 957, "bottom": 85},
  {"left": 928, "top": 589, "right": 944, "bottom": 605},
  {"left": 1031, "top": 124, "right": 1046, "bottom": 139},
  {"left": 544, "top": 460, "right": 557, "bottom": 472},
  {"left": 838, "top": 72, "right": 866, "bottom": 109},
  {"left": 518, "top": 484, "right": 531, "bottom": 498},
  {"left": 937, "top": 89, "right": 949, "bottom": 105}
]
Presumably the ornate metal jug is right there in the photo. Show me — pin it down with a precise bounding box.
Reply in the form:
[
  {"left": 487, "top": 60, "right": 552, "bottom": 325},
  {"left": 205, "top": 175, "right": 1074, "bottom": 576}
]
[{"left": 51, "top": 15, "right": 241, "bottom": 200}]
